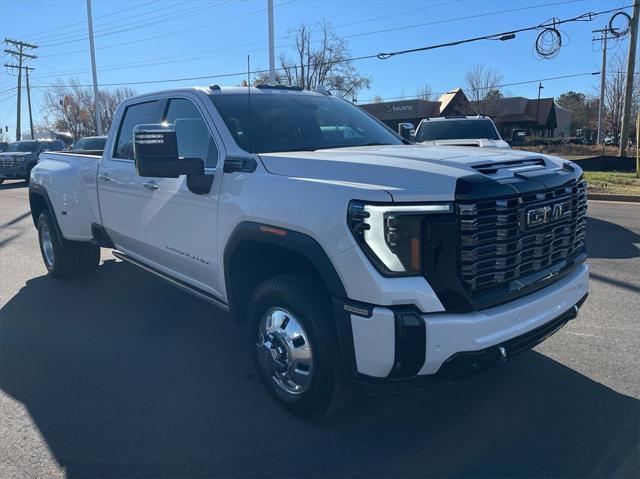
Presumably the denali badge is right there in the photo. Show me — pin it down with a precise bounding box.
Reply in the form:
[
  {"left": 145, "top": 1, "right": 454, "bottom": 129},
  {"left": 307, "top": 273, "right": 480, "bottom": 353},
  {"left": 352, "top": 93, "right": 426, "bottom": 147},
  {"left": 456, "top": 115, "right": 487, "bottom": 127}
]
[{"left": 525, "top": 200, "right": 572, "bottom": 228}]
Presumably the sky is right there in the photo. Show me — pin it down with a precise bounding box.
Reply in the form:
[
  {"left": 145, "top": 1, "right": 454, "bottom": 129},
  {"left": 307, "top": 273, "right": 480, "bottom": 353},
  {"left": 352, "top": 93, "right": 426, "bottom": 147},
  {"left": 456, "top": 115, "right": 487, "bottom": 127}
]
[{"left": 0, "top": 0, "right": 634, "bottom": 137}]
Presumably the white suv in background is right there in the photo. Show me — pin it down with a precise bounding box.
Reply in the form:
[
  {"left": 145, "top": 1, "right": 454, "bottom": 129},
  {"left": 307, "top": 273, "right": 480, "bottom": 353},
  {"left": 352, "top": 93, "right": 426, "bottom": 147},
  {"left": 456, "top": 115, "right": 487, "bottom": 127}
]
[{"left": 415, "top": 115, "right": 510, "bottom": 149}]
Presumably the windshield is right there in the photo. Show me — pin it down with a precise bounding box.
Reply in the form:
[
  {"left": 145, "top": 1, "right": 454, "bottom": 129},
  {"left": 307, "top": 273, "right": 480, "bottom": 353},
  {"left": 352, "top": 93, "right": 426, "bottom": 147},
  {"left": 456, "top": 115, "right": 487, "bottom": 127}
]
[
  {"left": 6, "top": 141, "right": 38, "bottom": 152},
  {"left": 72, "top": 137, "right": 106, "bottom": 151},
  {"left": 415, "top": 119, "right": 500, "bottom": 142},
  {"left": 209, "top": 92, "right": 402, "bottom": 153}
]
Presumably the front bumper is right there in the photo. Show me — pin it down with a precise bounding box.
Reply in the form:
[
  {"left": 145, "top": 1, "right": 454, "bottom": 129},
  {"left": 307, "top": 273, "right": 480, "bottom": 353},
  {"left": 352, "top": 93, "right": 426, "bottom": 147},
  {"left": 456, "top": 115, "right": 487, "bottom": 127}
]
[
  {"left": 0, "top": 162, "right": 27, "bottom": 179},
  {"left": 345, "top": 262, "right": 589, "bottom": 380}
]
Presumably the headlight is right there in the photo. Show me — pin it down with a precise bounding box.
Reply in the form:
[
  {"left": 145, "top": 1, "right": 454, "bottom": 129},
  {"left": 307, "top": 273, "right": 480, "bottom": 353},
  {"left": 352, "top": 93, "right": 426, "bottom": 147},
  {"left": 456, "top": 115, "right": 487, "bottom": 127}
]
[{"left": 348, "top": 200, "right": 453, "bottom": 276}]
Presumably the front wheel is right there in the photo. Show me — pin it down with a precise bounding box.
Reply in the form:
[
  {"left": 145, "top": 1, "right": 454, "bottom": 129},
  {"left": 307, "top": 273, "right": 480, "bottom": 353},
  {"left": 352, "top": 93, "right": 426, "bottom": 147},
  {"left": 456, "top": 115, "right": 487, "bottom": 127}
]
[{"left": 248, "top": 274, "right": 351, "bottom": 419}]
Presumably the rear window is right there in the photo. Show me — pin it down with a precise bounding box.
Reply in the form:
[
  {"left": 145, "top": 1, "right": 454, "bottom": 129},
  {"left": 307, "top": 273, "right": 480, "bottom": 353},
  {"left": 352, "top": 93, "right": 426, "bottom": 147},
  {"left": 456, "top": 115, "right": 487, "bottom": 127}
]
[
  {"left": 72, "top": 137, "right": 106, "bottom": 152},
  {"left": 46, "top": 141, "right": 65, "bottom": 151},
  {"left": 416, "top": 119, "right": 500, "bottom": 142}
]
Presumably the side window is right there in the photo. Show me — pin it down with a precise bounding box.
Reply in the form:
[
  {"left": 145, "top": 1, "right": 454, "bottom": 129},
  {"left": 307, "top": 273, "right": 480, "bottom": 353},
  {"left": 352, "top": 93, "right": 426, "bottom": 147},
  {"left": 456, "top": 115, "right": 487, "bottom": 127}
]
[
  {"left": 113, "top": 100, "right": 161, "bottom": 160},
  {"left": 165, "top": 98, "right": 219, "bottom": 168}
]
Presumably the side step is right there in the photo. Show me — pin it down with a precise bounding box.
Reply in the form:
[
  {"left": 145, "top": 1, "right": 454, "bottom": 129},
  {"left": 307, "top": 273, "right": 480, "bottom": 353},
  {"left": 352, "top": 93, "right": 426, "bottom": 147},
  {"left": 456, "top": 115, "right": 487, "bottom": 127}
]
[{"left": 112, "top": 251, "right": 229, "bottom": 312}]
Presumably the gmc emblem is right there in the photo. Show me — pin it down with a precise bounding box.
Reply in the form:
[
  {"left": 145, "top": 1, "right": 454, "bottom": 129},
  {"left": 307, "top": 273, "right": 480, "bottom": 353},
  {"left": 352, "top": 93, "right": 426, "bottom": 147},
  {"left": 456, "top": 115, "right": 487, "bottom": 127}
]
[{"left": 525, "top": 200, "right": 572, "bottom": 228}]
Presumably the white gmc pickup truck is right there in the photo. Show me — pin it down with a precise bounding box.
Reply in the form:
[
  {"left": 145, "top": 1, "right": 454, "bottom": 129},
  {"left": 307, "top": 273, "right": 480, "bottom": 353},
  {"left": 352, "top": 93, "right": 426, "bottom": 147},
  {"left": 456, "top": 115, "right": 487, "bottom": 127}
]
[{"left": 31, "top": 85, "right": 589, "bottom": 418}]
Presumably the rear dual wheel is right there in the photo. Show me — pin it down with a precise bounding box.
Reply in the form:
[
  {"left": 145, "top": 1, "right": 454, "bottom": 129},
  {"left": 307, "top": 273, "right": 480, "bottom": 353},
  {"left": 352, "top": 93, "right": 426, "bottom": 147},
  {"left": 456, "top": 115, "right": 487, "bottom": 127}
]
[{"left": 37, "top": 212, "right": 100, "bottom": 278}]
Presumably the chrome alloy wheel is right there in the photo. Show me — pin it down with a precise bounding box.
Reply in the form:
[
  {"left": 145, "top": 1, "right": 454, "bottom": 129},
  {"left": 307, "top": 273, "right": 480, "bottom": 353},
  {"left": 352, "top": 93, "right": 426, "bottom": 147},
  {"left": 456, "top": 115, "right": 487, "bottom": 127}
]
[
  {"left": 41, "top": 223, "right": 55, "bottom": 268},
  {"left": 257, "top": 307, "right": 313, "bottom": 395}
]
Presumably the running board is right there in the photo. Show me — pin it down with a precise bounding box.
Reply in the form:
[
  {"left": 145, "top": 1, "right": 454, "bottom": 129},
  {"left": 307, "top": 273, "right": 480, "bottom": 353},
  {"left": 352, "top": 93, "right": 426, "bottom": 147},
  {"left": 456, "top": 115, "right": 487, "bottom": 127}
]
[{"left": 112, "top": 251, "right": 229, "bottom": 312}]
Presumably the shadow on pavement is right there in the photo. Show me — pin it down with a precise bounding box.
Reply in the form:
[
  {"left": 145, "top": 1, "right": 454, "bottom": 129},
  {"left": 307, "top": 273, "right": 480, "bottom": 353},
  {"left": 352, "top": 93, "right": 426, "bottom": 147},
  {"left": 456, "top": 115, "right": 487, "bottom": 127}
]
[
  {"left": 1, "top": 211, "right": 31, "bottom": 228},
  {"left": 0, "top": 180, "right": 27, "bottom": 191},
  {"left": 1, "top": 259, "right": 638, "bottom": 478},
  {"left": 586, "top": 217, "right": 640, "bottom": 259}
]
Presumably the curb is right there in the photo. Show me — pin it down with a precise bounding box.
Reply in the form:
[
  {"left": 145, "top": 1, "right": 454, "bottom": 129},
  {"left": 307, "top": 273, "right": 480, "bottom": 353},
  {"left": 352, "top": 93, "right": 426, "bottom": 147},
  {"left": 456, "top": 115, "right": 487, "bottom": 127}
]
[{"left": 587, "top": 193, "right": 640, "bottom": 203}]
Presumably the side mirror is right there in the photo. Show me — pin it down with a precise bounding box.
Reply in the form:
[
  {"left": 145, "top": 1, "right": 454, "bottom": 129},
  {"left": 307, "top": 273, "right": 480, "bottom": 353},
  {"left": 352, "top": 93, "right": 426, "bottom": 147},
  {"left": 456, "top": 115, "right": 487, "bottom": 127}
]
[
  {"left": 398, "top": 122, "right": 415, "bottom": 142},
  {"left": 134, "top": 124, "right": 204, "bottom": 178}
]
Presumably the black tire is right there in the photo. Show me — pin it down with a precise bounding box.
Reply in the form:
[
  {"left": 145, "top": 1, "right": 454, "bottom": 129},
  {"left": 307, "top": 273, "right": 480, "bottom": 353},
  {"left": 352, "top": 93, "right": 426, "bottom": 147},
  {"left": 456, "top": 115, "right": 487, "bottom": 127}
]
[
  {"left": 77, "top": 242, "right": 100, "bottom": 274},
  {"left": 0, "top": 178, "right": 4, "bottom": 185},
  {"left": 37, "top": 212, "right": 77, "bottom": 279},
  {"left": 248, "top": 274, "right": 351, "bottom": 419}
]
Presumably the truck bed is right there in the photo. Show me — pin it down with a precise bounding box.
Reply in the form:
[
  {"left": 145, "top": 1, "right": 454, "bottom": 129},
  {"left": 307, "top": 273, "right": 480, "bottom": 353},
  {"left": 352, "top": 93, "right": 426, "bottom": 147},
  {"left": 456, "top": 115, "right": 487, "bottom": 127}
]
[{"left": 33, "top": 151, "right": 102, "bottom": 241}]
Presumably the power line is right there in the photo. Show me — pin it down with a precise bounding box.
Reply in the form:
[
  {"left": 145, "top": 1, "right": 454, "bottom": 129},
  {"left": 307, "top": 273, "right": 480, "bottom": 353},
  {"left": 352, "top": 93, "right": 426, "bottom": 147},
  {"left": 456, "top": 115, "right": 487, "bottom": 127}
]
[
  {"left": 29, "top": 0, "right": 602, "bottom": 88},
  {"left": 361, "top": 72, "right": 602, "bottom": 103},
  {"left": 343, "top": 0, "right": 591, "bottom": 41},
  {"left": 334, "top": 0, "right": 464, "bottom": 30},
  {"left": 26, "top": 4, "right": 632, "bottom": 90},
  {"left": 36, "top": 0, "right": 295, "bottom": 58},
  {"left": 20, "top": 0, "right": 161, "bottom": 41},
  {"left": 376, "top": 5, "right": 632, "bottom": 60},
  {"left": 39, "top": 1, "right": 236, "bottom": 48}
]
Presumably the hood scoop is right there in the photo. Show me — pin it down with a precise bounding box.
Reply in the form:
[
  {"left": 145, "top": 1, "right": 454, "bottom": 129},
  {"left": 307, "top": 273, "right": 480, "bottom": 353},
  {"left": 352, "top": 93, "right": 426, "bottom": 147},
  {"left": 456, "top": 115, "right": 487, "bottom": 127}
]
[{"left": 472, "top": 158, "right": 547, "bottom": 177}]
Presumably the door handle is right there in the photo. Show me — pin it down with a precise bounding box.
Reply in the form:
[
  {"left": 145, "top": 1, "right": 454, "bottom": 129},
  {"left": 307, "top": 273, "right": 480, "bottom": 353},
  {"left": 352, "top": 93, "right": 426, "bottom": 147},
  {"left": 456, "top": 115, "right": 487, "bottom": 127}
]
[
  {"left": 97, "top": 173, "right": 111, "bottom": 182},
  {"left": 142, "top": 181, "right": 159, "bottom": 191}
]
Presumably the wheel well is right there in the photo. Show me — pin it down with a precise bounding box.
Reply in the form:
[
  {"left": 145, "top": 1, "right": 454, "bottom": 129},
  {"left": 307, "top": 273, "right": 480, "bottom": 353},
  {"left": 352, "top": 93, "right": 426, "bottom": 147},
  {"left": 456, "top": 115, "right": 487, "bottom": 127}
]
[
  {"left": 29, "top": 192, "right": 47, "bottom": 227},
  {"left": 227, "top": 241, "right": 328, "bottom": 323}
]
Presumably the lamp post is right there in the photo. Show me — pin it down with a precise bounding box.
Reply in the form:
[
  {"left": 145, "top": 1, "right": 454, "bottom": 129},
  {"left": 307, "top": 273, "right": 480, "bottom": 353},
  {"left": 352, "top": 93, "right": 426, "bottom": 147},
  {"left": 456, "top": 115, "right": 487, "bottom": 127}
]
[{"left": 535, "top": 82, "right": 544, "bottom": 136}]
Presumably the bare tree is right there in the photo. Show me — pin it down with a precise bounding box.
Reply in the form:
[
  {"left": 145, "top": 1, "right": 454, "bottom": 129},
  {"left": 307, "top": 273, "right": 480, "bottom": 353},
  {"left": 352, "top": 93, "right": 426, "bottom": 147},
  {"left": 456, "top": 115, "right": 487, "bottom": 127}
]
[
  {"left": 261, "top": 20, "right": 369, "bottom": 98},
  {"left": 604, "top": 50, "right": 639, "bottom": 141},
  {"left": 41, "top": 79, "right": 136, "bottom": 140},
  {"left": 464, "top": 64, "right": 504, "bottom": 114},
  {"left": 371, "top": 95, "right": 383, "bottom": 103},
  {"left": 416, "top": 83, "right": 434, "bottom": 100},
  {"left": 99, "top": 86, "right": 137, "bottom": 134}
]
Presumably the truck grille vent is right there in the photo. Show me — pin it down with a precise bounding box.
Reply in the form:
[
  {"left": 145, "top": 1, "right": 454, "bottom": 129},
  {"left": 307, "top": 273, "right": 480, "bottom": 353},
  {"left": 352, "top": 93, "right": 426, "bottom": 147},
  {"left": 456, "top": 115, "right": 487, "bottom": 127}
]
[{"left": 458, "top": 179, "right": 587, "bottom": 294}]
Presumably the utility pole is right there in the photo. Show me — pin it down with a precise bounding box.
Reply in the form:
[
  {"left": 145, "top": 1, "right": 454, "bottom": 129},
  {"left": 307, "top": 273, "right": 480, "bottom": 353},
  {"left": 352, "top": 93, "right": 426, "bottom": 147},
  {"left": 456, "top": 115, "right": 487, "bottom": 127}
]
[
  {"left": 619, "top": 1, "right": 640, "bottom": 157},
  {"left": 25, "top": 67, "right": 35, "bottom": 139},
  {"left": 593, "top": 27, "right": 610, "bottom": 145},
  {"left": 86, "top": 0, "right": 102, "bottom": 135},
  {"left": 535, "top": 82, "right": 544, "bottom": 136},
  {"left": 3, "top": 38, "right": 37, "bottom": 141},
  {"left": 267, "top": 0, "right": 276, "bottom": 85}
]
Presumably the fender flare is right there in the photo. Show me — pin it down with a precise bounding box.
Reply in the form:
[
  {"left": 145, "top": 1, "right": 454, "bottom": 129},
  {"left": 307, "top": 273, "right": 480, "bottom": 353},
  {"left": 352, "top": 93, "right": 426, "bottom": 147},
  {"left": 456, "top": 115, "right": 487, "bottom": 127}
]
[
  {"left": 28, "top": 183, "right": 65, "bottom": 244},
  {"left": 223, "top": 221, "right": 347, "bottom": 313}
]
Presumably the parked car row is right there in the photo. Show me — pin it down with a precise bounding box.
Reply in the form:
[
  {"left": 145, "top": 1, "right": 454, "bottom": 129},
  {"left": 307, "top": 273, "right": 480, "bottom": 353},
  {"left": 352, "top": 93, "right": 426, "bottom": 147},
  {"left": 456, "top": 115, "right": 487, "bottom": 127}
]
[{"left": 0, "top": 139, "right": 66, "bottom": 184}]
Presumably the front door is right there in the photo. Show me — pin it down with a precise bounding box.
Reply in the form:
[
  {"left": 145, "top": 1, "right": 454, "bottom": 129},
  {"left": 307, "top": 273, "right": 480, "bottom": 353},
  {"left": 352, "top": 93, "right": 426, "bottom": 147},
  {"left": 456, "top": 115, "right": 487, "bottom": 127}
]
[{"left": 98, "top": 94, "right": 223, "bottom": 297}]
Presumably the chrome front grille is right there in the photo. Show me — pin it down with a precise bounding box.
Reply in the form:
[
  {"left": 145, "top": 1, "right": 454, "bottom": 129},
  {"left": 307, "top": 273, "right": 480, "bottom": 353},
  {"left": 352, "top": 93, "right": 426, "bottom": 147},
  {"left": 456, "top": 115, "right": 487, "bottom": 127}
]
[
  {"left": 458, "top": 179, "right": 587, "bottom": 293},
  {"left": 0, "top": 157, "right": 17, "bottom": 168}
]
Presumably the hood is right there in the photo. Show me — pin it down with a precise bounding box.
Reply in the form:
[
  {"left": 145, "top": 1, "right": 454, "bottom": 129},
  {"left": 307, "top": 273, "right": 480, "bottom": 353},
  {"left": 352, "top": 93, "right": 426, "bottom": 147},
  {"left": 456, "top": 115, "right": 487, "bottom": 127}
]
[
  {"left": 420, "top": 138, "right": 511, "bottom": 149},
  {"left": 259, "top": 145, "right": 568, "bottom": 202},
  {"left": 0, "top": 151, "right": 32, "bottom": 158}
]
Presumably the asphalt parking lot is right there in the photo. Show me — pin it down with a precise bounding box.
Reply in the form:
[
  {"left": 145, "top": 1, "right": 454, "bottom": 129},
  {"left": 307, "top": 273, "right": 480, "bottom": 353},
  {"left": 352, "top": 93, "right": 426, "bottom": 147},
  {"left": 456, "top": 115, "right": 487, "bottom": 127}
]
[{"left": 0, "top": 179, "right": 638, "bottom": 479}]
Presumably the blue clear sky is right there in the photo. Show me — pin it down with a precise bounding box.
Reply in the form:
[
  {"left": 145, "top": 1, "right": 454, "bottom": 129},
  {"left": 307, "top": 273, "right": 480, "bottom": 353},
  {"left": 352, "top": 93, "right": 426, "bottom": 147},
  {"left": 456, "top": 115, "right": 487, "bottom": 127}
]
[{"left": 0, "top": 0, "right": 633, "bottom": 134}]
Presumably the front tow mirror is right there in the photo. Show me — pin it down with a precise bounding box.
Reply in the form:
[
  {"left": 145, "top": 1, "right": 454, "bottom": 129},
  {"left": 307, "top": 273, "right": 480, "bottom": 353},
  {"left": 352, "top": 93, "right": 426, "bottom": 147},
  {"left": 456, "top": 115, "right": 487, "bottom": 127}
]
[
  {"left": 133, "top": 124, "right": 213, "bottom": 194},
  {"left": 134, "top": 124, "right": 204, "bottom": 178},
  {"left": 398, "top": 122, "right": 415, "bottom": 142}
]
